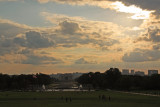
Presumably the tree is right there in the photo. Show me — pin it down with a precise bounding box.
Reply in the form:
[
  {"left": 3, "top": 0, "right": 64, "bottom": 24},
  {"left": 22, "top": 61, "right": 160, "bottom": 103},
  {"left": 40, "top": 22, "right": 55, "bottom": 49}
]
[
  {"left": 105, "top": 68, "right": 121, "bottom": 89},
  {"left": 117, "top": 75, "right": 133, "bottom": 90}
]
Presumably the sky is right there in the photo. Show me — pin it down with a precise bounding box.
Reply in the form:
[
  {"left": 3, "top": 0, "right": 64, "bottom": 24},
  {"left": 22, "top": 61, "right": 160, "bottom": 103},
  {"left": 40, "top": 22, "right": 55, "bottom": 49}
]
[{"left": 0, "top": 0, "right": 160, "bottom": 74}]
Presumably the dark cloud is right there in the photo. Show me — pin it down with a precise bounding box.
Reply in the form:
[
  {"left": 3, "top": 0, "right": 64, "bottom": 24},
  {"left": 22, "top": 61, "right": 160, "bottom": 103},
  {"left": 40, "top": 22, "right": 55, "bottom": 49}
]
[
  {"left": 117, "top": 0, "right": 160, "bottom": 12},
  {"left": 0, "top": 22, "right": 26, "bottom": 37},
  {"left": 0, "top": 30, "right": 55, "bottom": 56},
  {"left": 0, "top": 47, "right": 19, "bottom": 56},
  {"left": 122, "top": 48, "right": 160, "bottom": 62},
  {"left": 110, "top": 0, "right": 160, "bottom": 17},
  {"left": 122, "top": 52, "right": 148, "bottom": 62},
  {"left": 58, "top": 21, "right": 81, "bottom": 35},
  {"left": 0, "top": 21, "right": 55, "bottom": 50},
  {"left": 137, "top": 27, "right": 160, "bottom": 43},
  {"left": 18, "top": 49, "right": 33, "bottom": 55},
  {"left": 13, "top": 37, "right": 26, "bottom": 47},
  {"left": 25, "top": 31, "right": 54, "bottom": 48},
  {"left": 153, "top": 44, "right": 160, "bottom": 50},
  {"left": 51, "top": 33, "right": 119, "bottom": 49},
  {"left": 0, "top": 37, "right": 19, "bottom": 55},
  {"left": 75, "top": 58, "right": 96, "bottom": 64},
  {"left": 1, "top": 38, "right": 13, "bottom": 47},
  {"left": 22, "top": 55, "right": 63, "bottom": 65},
  {"left": 109, "top": 0, "right": 160, "bottom": 13}
]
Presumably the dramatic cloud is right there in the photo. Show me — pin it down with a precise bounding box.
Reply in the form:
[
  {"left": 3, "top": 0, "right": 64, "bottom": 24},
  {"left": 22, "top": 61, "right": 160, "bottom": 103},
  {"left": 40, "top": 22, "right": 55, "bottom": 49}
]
[
  {"left": 0, "top": 0, "right": 160, "bottom": 74},
  {"left": 0, "top": 16, "right": 121, "bottom": 67},
  {"left": 0, "top": 16, "right": 121, "bottom": 66},
  {"left": 42, "top": 13, "right": 121, "bottom": 49}
]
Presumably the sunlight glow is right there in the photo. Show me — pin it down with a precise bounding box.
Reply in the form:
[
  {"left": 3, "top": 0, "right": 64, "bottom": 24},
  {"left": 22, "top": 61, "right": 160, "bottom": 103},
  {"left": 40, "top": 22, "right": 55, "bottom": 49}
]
[{"left": 111, "top": 1, "right": 154, "bottom": 20}]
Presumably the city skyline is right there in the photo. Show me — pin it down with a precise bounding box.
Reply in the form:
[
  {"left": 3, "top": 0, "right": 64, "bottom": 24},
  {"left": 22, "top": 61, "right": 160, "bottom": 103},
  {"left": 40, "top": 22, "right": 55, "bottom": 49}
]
[{"left": 0, "top": 0, "right": 160, "bottom": 74}]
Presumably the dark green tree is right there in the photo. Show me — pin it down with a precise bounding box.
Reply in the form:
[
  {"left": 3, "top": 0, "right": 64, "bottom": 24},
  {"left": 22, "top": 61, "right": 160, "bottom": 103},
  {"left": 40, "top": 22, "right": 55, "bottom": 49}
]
[{"left": 105, "top": 68, "right": 121, "bottom": 89}]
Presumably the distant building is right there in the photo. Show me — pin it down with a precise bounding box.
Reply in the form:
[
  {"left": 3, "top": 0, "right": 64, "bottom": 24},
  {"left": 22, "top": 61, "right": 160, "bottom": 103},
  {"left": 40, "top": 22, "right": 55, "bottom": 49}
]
[
  {"left": 59, "top": 73, "right": 73, "bottom": 81},
  {"left": 130, "top": 70, "right": 135, "bottom": 75},
  {"left": 135, "top": 71, "right": 145, "bottom": 76},
  {"left": 50, "top": 72, "right": 83, "bottom": 81},
  {"left": 72, "top": 72, "right": 83, "bottom": 79},
  {"left": 122, "top": 69, "right": 129, "bottom": 75},
  {"left": 50, "top": 73, "right": 61, "bottom": 79},
  {"left": 148, "top": 70, "right": 158, "bottom": 76}
]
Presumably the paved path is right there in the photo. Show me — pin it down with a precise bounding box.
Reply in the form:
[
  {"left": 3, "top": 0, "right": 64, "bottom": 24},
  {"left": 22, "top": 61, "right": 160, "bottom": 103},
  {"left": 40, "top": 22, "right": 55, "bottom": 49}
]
[{"left": 115, "top": 91, "right": 160, "bottom": 97}]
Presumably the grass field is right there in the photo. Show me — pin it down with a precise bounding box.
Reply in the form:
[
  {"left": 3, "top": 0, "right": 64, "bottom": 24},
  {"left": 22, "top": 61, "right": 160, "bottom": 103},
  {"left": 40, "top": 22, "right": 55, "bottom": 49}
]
[{"left": 0, "top": 91, "right": 160, "bottom": 107}]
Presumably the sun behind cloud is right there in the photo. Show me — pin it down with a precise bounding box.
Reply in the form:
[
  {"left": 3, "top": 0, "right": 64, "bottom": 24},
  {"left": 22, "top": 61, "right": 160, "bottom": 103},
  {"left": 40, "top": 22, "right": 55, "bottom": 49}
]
[{"left": 111, "top": 1, "right": 154, "bottom": 20}]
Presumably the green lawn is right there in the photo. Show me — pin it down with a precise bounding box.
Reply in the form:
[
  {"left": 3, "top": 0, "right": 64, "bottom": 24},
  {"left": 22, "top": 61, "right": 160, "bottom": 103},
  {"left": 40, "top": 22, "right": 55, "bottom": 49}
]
[{"left": 0, "top": 91, "right": 160, "bottom": 107}]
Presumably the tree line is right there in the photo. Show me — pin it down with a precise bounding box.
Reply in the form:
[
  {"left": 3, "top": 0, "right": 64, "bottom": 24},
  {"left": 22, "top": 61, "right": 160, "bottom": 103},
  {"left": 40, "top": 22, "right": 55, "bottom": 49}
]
[
  {"left": 76, "top": 68, "right": 160, "bottom": 91},
  {"left": 0, "top": 73, "right": 52, "bottom": 91}
]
